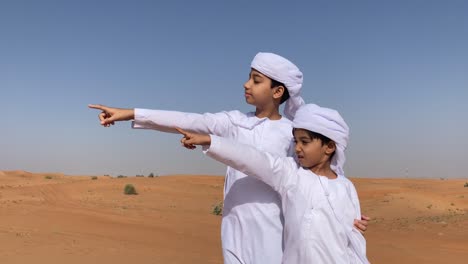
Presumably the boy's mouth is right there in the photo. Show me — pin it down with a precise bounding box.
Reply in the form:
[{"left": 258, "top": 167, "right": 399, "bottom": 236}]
[{"left": 297, "top": 154, "right": 304, "bottom": 159}]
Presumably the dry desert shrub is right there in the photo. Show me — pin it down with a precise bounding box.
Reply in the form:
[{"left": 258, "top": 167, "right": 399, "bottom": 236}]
[{"left": 124, "top": 184, "right": 138, "bottom": 195}]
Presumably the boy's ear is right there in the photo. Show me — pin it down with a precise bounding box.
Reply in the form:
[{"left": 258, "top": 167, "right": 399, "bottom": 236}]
[
  {"left": 272, "top": 85, "right": 285, "bottom": 100},
  {"left": 325, "top": 141, "right": 336, "bottom": 156}
]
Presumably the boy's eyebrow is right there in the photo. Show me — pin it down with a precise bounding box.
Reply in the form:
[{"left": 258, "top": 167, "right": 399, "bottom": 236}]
[
  {"left": 295, "top": 136, "right": 311, "bottom": 141},
  {"left": 251, "top": 72, "right": 264, "bottom": 79}
]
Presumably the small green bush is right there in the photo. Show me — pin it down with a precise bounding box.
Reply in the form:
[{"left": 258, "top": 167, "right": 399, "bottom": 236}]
[
  {"left": 44, "top": 175, "right": 53, "bottom": 180},
  {"left": 117, "top": 175, "right": 127, "bottom": 178},
  {"left": 124, "top": 184, "right": 138, "bottom": 195},
  {"left": 212, "top": 201, "right": 223, "bottom": 216},
  {"left": 91, "top": 176, "right": 98, "bottom": 180},
  {"left": 464, "top": 182, "right": 468, "bottom": 188}
]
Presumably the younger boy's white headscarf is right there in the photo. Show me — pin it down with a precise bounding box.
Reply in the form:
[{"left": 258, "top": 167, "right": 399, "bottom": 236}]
[
  {"left": 292, "top": 104, "right": 350, "bottom": 176},
  {"left": 251, "top": 52, "right": 303, "bottom": 120}
]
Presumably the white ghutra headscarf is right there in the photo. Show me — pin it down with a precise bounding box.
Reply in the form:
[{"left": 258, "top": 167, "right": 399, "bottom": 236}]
[
  {"left": 250, "top": 52, "right": 304, "bottom": 120},
  {"left": 292, "top": 104, "right": 350, "bottom": 176}
]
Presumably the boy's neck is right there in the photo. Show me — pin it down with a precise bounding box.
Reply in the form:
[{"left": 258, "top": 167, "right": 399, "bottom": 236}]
[
  {"left": 310, "top": 162, "right": 337, "bottom": 180},
  {"left": 255, "top": 106, "right": 282, "bottom": 120}
]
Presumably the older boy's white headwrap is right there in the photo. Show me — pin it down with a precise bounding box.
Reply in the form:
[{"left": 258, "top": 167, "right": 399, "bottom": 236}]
[
  {"left": 292, "top": 104, "right": 350, "bottom": 176},
  {"left": 251, "top": 52, "right": 304, "bottom": 120}
]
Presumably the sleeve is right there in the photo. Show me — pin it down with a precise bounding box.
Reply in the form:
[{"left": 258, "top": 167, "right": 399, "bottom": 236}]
[
  {"left": 345, "top": 180, "right": 369, "bottom": 264},
  {"left": 204, "top": 135, "right": 297, "bottom": 194},
  {"left": 347, "top": 180, "right": 362, "bottom": 220},
  {"left": 131, "top": 108, "right": 232, "bottom": 136},
  {"left": 349, "top": 228, "right": 369, "bottom": 264}
]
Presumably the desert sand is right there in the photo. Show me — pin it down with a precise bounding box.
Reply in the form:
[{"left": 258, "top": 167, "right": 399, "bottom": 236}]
[{"left": 0, "top": 170, "right": 467, "bottom": 263}]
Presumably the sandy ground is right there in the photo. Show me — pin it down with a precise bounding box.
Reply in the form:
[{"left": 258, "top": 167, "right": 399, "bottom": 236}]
[{"left": 0, "top": 170, "right": 467, "bottom": 263}]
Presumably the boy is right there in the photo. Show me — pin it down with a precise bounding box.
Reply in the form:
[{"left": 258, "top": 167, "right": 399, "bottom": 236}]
[
  {"left": 89, "top": 53, "right": 368, "bottom": 264},
  {"left": 176, "top": 103, "right": 369, "bottom": 263}
]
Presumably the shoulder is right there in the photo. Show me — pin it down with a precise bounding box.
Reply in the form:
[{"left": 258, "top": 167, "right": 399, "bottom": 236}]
[
  {"left": 221, "top": 110, "right": 264, "bottom": 129},
  {"left": 220, "top": 110, "right": 254, "bottom": 121},
  {"left": 222, "top": 110, "right": 246, "bottom": 117},
  {"left": 335, "top": 176, "right": 360, "bottom": 198},
  {"left": 265, "top": 117, "right": 294, "bottom": 139},
  {"left": 336, "top": 175, "right": 354, "bottom": 187},
  {"left": 271, "top": 116, "right": 293, "bottom": 129}
]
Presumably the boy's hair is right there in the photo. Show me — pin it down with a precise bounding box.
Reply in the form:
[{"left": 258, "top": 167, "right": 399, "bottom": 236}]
[
  {"left": 292, "top": 128, "right": 336, "bottom": 159},
  {"left": 271, "top": 79, "right": 290, "bottom": 104}
]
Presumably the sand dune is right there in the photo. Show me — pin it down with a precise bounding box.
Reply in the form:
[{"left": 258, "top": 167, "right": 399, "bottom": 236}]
[
  {"left": 0, "top": 171, "right": 467, "bottom": 263},
  {"left": 353, "top": 178, "right": 468, "bottom": 263}
]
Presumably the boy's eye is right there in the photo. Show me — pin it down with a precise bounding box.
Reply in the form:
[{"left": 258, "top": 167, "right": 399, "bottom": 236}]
[{"left": 294, "top": 140, "right": 309, "bottom": 145}]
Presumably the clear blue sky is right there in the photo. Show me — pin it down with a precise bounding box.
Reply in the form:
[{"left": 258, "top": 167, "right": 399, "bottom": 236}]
[{"left": 1, "top": 0, "right": 467, "bottom": 178}]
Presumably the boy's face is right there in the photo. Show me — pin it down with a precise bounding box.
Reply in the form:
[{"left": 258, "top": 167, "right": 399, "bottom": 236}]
[
  {"left": 293, "top": 129, "right": 335, "bottom": 169},
  {"left": 243, "top": 69, "right": 281, "bottom": 107}
]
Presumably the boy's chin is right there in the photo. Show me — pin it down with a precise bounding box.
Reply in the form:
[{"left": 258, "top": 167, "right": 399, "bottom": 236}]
[{"left": 244, "top": 98, "right": 256, "bottom": 106}]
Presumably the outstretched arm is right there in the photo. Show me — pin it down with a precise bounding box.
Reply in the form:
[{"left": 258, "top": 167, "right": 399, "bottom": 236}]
[
  {"left": 88, "top": 104, "right": 232, "bottom": 136},
  {"left": 176, "top": 128, "right": 296, "bottom": 193}
]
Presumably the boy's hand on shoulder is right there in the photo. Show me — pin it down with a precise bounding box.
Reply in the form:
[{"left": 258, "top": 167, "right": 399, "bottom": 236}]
[
  {"left": 176, "top": 128, "right": 211, "bottom": 149},
  {"left": 354, "top": 215, "right": 370, "bottom": 234}
]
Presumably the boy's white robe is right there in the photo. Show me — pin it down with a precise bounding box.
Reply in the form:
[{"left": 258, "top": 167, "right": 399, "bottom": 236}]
[
  {"left": 205, "top": 135, "right": 369, "bottom": 264},
  {"left": 132, "top": 109, "right": 293, "bottom": 264}
]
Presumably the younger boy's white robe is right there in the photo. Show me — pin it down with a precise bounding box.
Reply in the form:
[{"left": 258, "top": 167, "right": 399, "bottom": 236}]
[
  {"left": 205, "top": 135, "right": 369, "bottom": 264},
  {"left": 132, "top": 109, "right": 293, "bottom": 264}
]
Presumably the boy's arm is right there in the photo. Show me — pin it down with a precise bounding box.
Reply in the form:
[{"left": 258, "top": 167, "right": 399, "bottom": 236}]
[
  {"left": 88, "top": 104, "right": 232, "bottom": 136},
  {"left": 345, "top": 180, "right": 370, "bottom": 263},
  {"left": 346, "top": 179, "right": 370, "bottom": 234},
  {"left": 204, "top": 135, "right": 296, "bottom": 193},
  {"left": 348, "top": 182, "right": 362, "bottom": 220},
  {"left": 132, "top": 108, "right": 232, "bottom": 136},
  {"left": 175, "top": 128, "right": 295, "bottom": 192}
]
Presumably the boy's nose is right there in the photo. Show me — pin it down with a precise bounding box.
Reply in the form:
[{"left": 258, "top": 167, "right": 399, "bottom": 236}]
[
  {"left": 243, "top": 80, "right": 251, "bottom": 90},
  {"left": 295, "top": 145, "right": 301, "bottom": 153}
]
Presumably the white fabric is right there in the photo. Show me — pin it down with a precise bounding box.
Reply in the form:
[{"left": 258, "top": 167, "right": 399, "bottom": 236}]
[
  {"left": 250, "top": 52, "right": 304, "bottom": 120},
  {"left": 206, "top": 135, "right": 369, "bottom": 264},
  {"left": 132, "top": 108, "right": 294, "bottom": 264},
  {"left": 292, "top": 104, "right": 350, "bottom": 176}
]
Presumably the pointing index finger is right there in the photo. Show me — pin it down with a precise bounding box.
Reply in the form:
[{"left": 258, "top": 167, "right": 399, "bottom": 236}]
[
  {"left": 175, "top": 127, "right": 188, "bottom": 136},
  {"left": 88, "top": 104, "right": 107, "bottom": 111}
]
